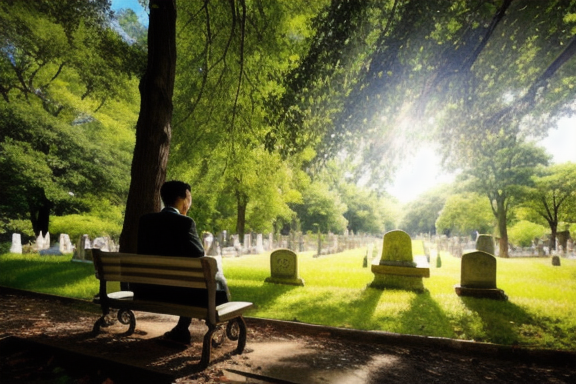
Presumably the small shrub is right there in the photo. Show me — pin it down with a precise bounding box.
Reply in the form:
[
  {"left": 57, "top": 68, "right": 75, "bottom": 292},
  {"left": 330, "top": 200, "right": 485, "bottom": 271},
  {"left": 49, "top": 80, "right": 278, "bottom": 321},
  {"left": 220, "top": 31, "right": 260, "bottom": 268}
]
[
  {"left": 50, "top": 214, "right": 122, "bottom": 242},
  {"left": 508, "top": 220, "right": 547, "bottom": 247},
  {"left": 0, "top": 242, "right": 10, "bottom": 254}
]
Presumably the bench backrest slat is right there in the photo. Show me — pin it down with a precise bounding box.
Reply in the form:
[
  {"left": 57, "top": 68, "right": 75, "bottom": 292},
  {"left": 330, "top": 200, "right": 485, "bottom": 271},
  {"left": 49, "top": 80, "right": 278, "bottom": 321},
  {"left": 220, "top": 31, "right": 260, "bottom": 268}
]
[{"left": 93, "top": 251, "right": 216, "bottom": 289}]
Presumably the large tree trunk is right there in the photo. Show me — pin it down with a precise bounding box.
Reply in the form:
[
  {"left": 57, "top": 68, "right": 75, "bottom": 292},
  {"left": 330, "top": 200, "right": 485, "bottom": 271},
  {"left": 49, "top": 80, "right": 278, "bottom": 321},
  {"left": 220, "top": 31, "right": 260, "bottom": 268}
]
[
  {"left": 28, "top": 188, "right": 52, "bottom": 237},
  {"left": 119, "top": 0, "right": 177, "bottom": 253}
]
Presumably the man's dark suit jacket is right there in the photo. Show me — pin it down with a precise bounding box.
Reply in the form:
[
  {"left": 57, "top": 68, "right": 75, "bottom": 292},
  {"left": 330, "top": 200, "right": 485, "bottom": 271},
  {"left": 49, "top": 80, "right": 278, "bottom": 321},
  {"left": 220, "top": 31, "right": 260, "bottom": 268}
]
[{"left": 132, "top": 207, "right": 208, "bottom": 305}]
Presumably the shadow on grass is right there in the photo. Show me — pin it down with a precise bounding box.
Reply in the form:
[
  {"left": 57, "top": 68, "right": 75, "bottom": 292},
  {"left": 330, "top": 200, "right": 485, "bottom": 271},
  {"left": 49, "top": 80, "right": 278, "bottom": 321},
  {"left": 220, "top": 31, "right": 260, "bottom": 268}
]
[
  {"left": 460, "top": 297, "right": 535, "bottom": 345},
  {"left": 395, "top": 290, "right": 455, "bottom": 337},
  {"left": 0, "top": 258, "right": 94, "bottom": 292},
  {"left": 229, "top": 282, "right": 300, "bottom": 313},
  {"left": 232, "top": 282, "right": 384, "bottom": 329}
]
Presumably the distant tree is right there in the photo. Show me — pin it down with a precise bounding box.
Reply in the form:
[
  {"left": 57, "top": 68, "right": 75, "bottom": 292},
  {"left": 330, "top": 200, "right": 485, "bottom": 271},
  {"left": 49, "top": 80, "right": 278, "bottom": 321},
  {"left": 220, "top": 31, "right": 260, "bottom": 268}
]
[
  {"left": 520, "top": 163, "right": 576, "bottom": 250},
  {"left": 292, "top": 181, "right": 348, "bottom": 234},
  {"left": 399, "top": 185, "right": 452, "bottom": 236},
  {"left": 459, "top": 136, "right": 549, "bottom": 257},
  {"left": 435, "top": 193, "right": 494, "bottom": 237}
]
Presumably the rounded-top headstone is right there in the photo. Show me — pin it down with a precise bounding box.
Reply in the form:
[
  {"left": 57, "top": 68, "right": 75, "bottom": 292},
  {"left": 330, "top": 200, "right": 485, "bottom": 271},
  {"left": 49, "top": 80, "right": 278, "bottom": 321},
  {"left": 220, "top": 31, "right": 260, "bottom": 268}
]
[
  {"left": 380, "top": 230, "right": 414, "bottom": 264},
  {"left": 475, "top": 234, "right": 495, "bottom": 255},
  {"left": 461, "top": 251, "right": 497, "bottom": 289}
]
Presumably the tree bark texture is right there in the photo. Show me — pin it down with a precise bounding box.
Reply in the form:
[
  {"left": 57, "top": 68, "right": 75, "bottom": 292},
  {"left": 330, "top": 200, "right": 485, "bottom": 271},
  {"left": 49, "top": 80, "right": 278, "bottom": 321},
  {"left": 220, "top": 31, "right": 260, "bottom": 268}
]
[{"left": 119, "top": 0, "right": 177, "bottom": 253}]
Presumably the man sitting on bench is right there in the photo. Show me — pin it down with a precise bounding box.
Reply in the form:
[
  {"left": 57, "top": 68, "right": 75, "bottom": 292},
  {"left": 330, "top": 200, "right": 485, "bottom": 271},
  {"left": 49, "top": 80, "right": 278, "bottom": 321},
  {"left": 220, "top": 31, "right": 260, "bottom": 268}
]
[{"left": 132, "top": 180, "right": 229, "bottom": 343}]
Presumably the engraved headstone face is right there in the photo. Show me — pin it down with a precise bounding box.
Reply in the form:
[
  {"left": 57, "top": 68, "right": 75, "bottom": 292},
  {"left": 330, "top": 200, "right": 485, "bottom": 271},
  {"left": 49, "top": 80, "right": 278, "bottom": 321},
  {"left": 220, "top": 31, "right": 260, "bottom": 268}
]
[
  {"left": 265, "top": 248, "right": 304, "bottom": 285},
  {"left": 270, "top": 249, "right": 298, "bottom": 279},
  {"left": 460, "top": 251, "right": 497, "bottom": 289},
  {"left": 379, "top": 230, "right": 415, "bottom": 266},
  {"left": 475, "top": 234, "right": 495, "bottom": 255},
  {"left": 10, "top": 233, "right": 22, "bottom": 254}
]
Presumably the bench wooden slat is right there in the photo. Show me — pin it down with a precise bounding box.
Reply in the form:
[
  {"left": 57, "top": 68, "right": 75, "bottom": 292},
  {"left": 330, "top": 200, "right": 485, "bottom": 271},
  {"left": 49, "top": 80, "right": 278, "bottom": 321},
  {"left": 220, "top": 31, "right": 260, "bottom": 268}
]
[
  {"left": 119, "top": 254, "right": 203, "bottom": 268},
  {"left": 121, "top": 267, "right": 205, "bottom": 279}
]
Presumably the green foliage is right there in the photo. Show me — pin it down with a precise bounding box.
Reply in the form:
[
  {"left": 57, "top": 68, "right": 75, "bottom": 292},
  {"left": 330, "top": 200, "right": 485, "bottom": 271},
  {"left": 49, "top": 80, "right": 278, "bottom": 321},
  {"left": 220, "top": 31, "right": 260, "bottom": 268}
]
[
  {"left": 291, "top": 181, "right": 348, "bottom": 233},
  {"left": 436, "top": 193, "right": 494, "bottom": 236},
  {"left": 399, "top": 184, "right": 452, "bottom": 236},
  {"left": 0, "top": 0, "right": 140, "bottom": 237},
  {"left": 520, "top": 162, "right": 576, "bottom": 234},
  {"left": 508, "top": 220, "right": 547, "bottom": 247},
  {"left": 50, "top": 214, "right": 122, "bottom": 242}
]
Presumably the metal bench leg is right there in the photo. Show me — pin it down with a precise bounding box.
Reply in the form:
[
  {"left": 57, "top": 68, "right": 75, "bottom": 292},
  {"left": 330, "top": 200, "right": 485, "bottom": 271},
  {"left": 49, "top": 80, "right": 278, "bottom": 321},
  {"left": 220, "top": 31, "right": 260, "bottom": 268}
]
[
  {"left": 200, "top": 323, "right": 215, "bottom": 369},
  {"left": 234, "top": 316, "right": 247, "bottom": 354},
  {"left": 91, "top": 306, "right": 110, "bottom": 336}
]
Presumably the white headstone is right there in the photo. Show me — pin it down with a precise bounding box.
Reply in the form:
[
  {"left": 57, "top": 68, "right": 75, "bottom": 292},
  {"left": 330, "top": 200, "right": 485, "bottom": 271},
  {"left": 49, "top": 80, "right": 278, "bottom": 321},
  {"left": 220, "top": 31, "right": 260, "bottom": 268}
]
[
  {"left": 92, "top": 237, "right": 109, "bottom": 252},
  {"left": 43, "top": 232, "right": 50, "bottom": 250},
  {"left": 255, "top": 233, "right": 264, "bottom": 254},
  {"left": 10, "top": 233, "right": 22, "bottom": 254},
  {"left": 59, "top": 233, "right": 73, "bottom": 254},
  {"left": 35, "top": 233, "right": 44, "bottom": 251}
]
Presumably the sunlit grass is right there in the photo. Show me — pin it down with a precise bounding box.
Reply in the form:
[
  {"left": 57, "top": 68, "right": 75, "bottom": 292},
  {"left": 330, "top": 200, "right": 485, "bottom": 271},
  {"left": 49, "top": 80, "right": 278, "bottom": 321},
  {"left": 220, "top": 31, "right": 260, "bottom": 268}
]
[{"left": 1, "top": 247, "right": 575, "bottom": 350}]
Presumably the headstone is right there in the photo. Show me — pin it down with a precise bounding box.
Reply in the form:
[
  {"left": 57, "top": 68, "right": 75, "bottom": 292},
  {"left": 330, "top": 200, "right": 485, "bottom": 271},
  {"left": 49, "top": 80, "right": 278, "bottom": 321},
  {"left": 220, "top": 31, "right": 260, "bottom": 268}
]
[
  {"left": 476, "top": 234, "right": 495, "bottom": 255},
  {"left": 207, "top": 240, "right": 220, "bottom": 256},
  {"left": 72, "top": 234, "right": 92, "bottom": 262},
  {"left": 92, "top": 237, "right": 110, "bottom": 252},
  {"left": 255, "top": 234, "right": 264, "bottom": 254},
  {"left": 203, "top": 232, "right": 214, "bottom": 252},
  {"left": 243, "top": 233, "right": 252, "bottom": 253},
  {"left": 264, "top": 248, "right": 304, "bottom": 286},
  {"left": 232, "top": 235, "right": 240, "bottom": 249},
  {"left": 370, "top": 230, "right": 429, "bottom": 291},
  {"left": 35, "top": 233, "right": 45, "bottom": 252},
  {"left": 454, "top": 251, "right": 507, "bottom": 300},
  {"left": 379, "top": 230, "right": 416, "bottom": 267},
  {"left": 43, "top": 232, "right": 50, "bottom": 250},
  {"left": 10, "top": 233, "right": 22, "bottom": 254},
  {"left": 59, "top": 233, "right": 74, "bottom": 254},
  {"left": 551, "top": 255, "right": 561, "bottom": 266}
]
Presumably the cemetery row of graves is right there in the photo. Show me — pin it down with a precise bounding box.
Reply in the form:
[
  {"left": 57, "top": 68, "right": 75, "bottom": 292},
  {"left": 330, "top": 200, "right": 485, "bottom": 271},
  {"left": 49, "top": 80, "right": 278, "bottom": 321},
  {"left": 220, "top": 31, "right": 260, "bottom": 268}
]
[{"left": 2, "top": 229, "right": 575, "bottom": 351}]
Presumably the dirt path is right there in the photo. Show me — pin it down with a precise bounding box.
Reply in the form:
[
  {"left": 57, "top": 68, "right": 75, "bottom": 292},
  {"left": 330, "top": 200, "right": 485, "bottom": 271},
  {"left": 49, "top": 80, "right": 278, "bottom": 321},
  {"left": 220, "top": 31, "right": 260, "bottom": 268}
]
[{"left": 1, "top": 287, "right": 574, "bottom": 384}]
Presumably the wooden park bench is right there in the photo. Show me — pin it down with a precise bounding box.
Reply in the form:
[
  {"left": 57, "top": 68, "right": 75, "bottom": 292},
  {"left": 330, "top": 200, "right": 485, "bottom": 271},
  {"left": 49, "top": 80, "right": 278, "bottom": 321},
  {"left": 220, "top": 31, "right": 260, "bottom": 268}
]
[{"left": 91, "top": 249, "right": 253, "bottom": 368}]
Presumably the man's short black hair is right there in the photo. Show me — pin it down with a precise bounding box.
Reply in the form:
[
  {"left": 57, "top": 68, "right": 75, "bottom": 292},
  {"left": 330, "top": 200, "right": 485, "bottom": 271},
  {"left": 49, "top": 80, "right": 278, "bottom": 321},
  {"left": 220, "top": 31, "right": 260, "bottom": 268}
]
[{"left": 160, "top": 180, "right": 191, "bottom": 206}]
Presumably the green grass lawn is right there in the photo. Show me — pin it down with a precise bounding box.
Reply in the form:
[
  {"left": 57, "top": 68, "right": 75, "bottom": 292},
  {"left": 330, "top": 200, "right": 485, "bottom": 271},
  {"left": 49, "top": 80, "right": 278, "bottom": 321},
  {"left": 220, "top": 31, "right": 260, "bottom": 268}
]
[{"left": 1, "top": 247, "right": 575, "bottom": 350}]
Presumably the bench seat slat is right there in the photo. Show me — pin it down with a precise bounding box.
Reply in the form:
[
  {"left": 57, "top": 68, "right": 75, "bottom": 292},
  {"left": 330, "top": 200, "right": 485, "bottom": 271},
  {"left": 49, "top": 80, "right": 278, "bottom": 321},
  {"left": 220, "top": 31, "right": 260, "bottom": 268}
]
[{"left": 216, "top": 301, "right": 254, "bottom": 322}]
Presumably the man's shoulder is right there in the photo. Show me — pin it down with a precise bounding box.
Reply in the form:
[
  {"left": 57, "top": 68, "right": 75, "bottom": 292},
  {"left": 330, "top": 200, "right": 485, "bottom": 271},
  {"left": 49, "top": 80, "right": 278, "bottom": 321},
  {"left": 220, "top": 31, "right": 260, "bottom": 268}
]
[{"left": 139, "top": 211, "right": 194, "bottom": 226}]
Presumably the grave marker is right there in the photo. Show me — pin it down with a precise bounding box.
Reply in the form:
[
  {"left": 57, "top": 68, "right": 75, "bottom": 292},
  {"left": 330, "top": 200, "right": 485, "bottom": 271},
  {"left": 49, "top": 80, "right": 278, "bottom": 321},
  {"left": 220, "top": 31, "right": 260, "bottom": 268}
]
[
  {"left": 454, "top": 251, "right": 507, "bottom": 300},
  {"left": 265, "top": 248, "right": 304, "bottom": 286},
  {"left": 370, "top": 230, "right": 429, "bottom": 291},
  {"left": 475, "top": 235, "right": 495, "bottom": 255},
  {"left": 10, "top": 233, "right": 22, "bottom": 254}
]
